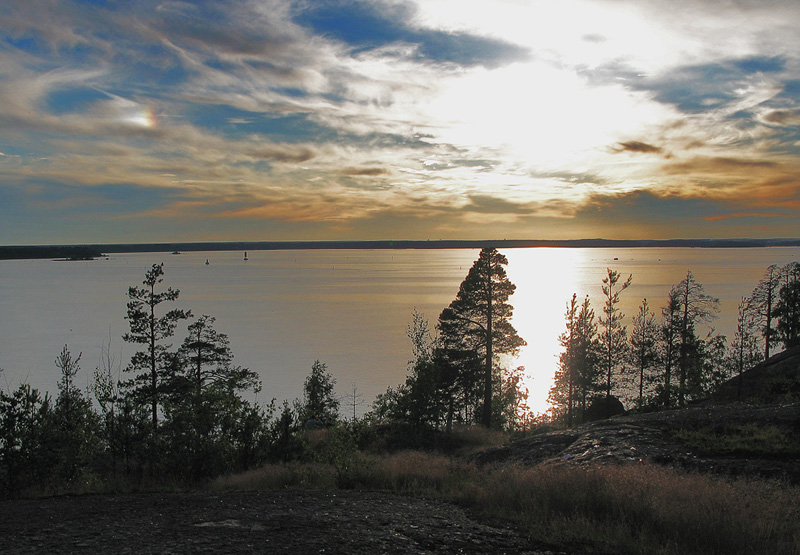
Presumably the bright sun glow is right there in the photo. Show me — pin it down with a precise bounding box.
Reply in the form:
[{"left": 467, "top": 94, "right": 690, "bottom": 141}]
[{"left": 424, "top": 61, "right": 673, "bottom": 180}]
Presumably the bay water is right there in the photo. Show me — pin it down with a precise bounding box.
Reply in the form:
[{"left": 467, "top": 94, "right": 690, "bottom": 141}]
[{"left": 1, "top": 247, "right": 798, "bottom": 415}]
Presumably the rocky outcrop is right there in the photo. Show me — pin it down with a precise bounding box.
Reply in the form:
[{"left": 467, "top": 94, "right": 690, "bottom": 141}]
[
  {"left": 472, "top": 347, "right": 800, "bottom": 481},
  {"left": 713, "top": 345, "right": 800, "bottom": 404},
  {"left": 471, "top": 404, "right": 800, "bottom": 482}
]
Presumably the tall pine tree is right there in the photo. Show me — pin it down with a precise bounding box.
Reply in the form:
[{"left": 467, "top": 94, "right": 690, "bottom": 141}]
[
  {"left": 549, "top": 295, "right": 598, "bottom": 424},
  {"left": 628, "top": 298, "right": 659, "bottom": 409},
  {"left": 671, "top": 271, "right": 719, "bottom": 406},
  {"left": 750, "top": 264, "right": 780, "bottom": 360},
  {"left": 438, "top": 248, "right": 525, "bottom": 428},
  {"left": 598, "top": 269, "right": 632, "bottom": 403},
  {"left": 775, "top": 262, "right": 800, "bottom": 349},
  {"left": 122, "top": 263, "right": 191, "bottom": 432}
]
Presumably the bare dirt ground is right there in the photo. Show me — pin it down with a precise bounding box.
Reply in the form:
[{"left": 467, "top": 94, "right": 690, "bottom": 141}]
[
  {"left": 5, "top": 402, "right": 797, "bottom": 553},
  {"left": 1, "top": 490, "right": 572, "bottom": 555}
]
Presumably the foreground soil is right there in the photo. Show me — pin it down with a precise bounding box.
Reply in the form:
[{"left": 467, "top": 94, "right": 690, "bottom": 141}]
[{"left": 1, "top": 490, "right": 571, "bottom": 555}]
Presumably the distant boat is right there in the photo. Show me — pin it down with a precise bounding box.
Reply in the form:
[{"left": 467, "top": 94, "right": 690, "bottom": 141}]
[
  {"left": 205, "top": 259, "right": 209, "bottom": 265},
  {"left": 244, "top": 251, "right": 248, "bottom": 261}
]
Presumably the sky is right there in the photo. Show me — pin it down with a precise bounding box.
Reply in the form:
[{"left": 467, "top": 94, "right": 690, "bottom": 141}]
[{"left": 1, "top": 0, "right": 800, "bottom": 245}]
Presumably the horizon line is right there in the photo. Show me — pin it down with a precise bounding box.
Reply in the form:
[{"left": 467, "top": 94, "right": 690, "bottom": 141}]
[{"left": 3, "top": 237, "right": 800, "bottom": 257}]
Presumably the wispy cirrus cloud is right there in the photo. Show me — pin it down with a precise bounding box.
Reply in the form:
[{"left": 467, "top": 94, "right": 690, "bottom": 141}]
[{"left": 1, "top": 0, "right": 799, "bottom": 243}]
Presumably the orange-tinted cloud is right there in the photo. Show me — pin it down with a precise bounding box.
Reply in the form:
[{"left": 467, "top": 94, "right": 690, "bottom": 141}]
[
  {"left": 700, "top": 212, "right": 788, "bottom": 222},
  {"left": 661, "top": 156, "right": 779, "bottom": 175}
]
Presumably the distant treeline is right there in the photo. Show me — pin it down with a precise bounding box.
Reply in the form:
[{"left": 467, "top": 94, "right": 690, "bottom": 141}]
[
  {"left": 3, "top": 238, "right": 800, "bottom": 260},
  {"left": 0, "top": 246, "right": 104, "bottom": 260}
]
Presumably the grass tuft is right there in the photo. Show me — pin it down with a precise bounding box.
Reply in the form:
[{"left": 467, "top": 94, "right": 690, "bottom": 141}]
[
  {"left": 210, "top": 463, "right": 336, "bottom": 491},
  {"left": 214, "top": 456, "right": 800, "bottom": 555},
  {"left": 468, "top": 463, "right": 800, "bottom": 555}
]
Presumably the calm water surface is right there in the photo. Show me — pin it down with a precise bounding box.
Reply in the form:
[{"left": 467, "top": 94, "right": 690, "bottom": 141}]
[{"left": 1, "top": 247, "right": 798, "bottom": 414}]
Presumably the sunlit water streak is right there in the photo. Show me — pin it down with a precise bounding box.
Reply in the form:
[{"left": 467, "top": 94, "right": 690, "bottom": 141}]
[
  {"left": 1, "top": 247, "right": 798, "bottom": 415},
  {"left": 506, "top": 247, "right": 800, "bottom": 412}
]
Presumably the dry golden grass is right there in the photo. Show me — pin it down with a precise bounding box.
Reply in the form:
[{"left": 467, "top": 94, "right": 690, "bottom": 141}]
[
  {"left": 470, "top": 463, "right": 800, "bottom": 555},
  {"left": 446, "top": 424, "right": 509, "bottom": 454},
  {"left": 214, "top": 455, "right": 800, "bottom": 555},
  {"left": 211, "top": 462, "right": 336, "bottom": 491},
  {"left": 364, "top": 451, "right": 478, "bottom": 493}
]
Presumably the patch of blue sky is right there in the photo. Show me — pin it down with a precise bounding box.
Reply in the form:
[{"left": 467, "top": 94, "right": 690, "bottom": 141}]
[
  {"left": 204, "top": 58, "right": 240, "bottom": 73},
  {"left": 769, "top": 128, "right": 800, "bottom": 155},
  {"left": 0, "top": 206, "right": 24, "bottom": 239},
  {"left": 256, "top": 114, "right": 340, "bottom": 143},
  {"left": 183, "top": 104, "right": 262, "bottom": 136},
  {"left": 58, "top": 42, "right": 99, "bottom": 65},
  {"left": 4, "top": 33, "right": 100, "bottom": 68},
  {"left": 126, "top": 61, "right": 191, "bottom": 89},
  {"left": 293, "top": 0, "right": 527, "bottom": 67},
  {"left": 247, "top": 160, "right": 273, "bottom": 174},
  {"left": 273, "top": 87, "right": 310, "bottom": 99},
  {"left": 72, "top": 0, "right": 112, "bottom": 6},
  {"left": 412, "top": 30, "right": 528, "bottom": 68},
  {"left": 183, "top": 104, "right": 337, "bottom": 143},
  {"left": 652, "top": 86, "right": 735, "bottom": 113},
  {"left": 0, "top": 181, "right": 20, "bottom": 206},
  {"left": 4, "top": 35, "right": 46, "bottom": 56},
  {"left": 45, "top": 87, "right": 108, "bottom": 115},
  {"left": 357, "top": 131, "right": 432, "bottom": 150},
  {"left": 732, "top": 56, "right": 786, "bottom": 74},
  {"left": 631, "top": 58, "right": 790, "bottom": 113},
  {"left": 52, "top": 182, "right": 186, "bottom": 214},
  {"left": 293, "top": 0, "right": 407, "bottom": 50},
  {"left": 112, "top": 44, "right": 191, "bottom": 89},
  {"left": 0, "top": 143, "right": 31, "bottom": 157},
  {"left": 777, "top": 79, "right": 800, "bottom": 103}
]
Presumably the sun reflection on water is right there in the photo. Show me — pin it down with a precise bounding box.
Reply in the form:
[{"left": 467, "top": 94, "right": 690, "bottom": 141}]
[{"left": 504, "top": 248, "right": 587, "bottom": 415}]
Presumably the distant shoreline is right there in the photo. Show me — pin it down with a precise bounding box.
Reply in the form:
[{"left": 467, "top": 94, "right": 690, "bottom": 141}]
[{"left": 2, "top": 238, "right": 800, "bottom": 260}]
